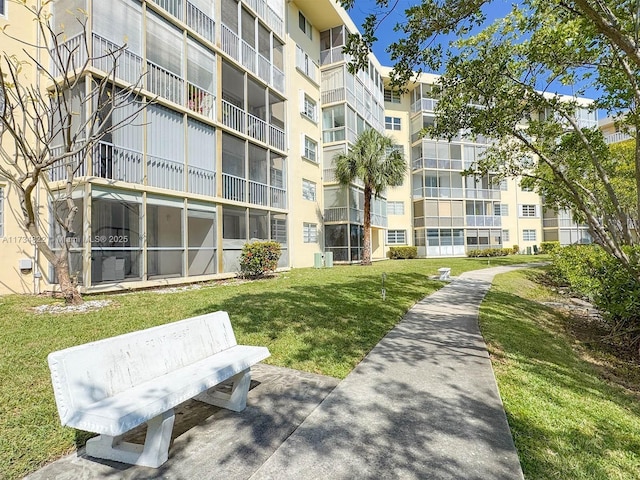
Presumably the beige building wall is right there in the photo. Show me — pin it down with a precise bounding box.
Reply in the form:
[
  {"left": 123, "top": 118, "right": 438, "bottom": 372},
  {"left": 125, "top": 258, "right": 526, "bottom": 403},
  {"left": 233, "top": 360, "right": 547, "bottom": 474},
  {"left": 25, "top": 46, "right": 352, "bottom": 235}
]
[
  {"left": 500, "top": 177, "right": 543, "bottom": 253},
  {"left": 0, "top": 3, "right": 52, "bottom": 295},
  {"left": 286, "top": 1, "right": 324, "bottom": 267}
]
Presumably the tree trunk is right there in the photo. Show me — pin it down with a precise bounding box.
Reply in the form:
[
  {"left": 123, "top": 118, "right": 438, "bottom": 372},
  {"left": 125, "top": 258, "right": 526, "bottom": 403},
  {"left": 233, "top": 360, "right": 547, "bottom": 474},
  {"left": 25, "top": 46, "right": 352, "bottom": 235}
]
[
  {"left": 54, "top": 254, "right": 83, "bottom": 305},
  {"left": 362, "top": 184, "right": 372, "bottom": 266}
]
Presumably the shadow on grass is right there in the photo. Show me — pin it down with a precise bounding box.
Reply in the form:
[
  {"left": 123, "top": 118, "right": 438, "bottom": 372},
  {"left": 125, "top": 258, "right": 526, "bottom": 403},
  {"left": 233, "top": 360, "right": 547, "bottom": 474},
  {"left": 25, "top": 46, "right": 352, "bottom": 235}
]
[
  {"left": 190, "top": 272, "right": 440, "bottom": 377},
  {"left": 481, "top": 287, "right": 640, "bottom": 479}
]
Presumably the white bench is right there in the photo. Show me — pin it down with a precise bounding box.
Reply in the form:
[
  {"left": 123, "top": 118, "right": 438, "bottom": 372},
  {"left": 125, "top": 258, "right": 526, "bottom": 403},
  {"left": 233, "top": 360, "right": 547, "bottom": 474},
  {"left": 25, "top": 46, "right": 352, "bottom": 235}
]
[
  {"left": 47, "top": 311, "right": 270, "bottom": 468},
  {"left": 438, "top": 267, "right": 451, "bottom": 280}
]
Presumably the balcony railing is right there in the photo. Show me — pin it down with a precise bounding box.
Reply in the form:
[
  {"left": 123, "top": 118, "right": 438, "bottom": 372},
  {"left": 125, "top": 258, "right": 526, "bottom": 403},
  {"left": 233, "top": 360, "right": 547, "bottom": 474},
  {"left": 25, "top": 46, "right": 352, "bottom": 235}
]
[
  {"left": 48, "top": 146, "right": 87, "bottom": 182},
  {"left": 49, "top": 33, "right": 87, "bottom": 77},
  {"left": 242, "top": 0, "right": 284, "bottom": 38},
  {"left": 241, "top": 40, "right": 257, "bottom": 73},
  {"left": 188, "top": 165, "right": 216, "bottom": 197},
  {"left": 221, "top": 24, "right": 240, "bottom": 60},
  {"left": 187, "top": 82, "right": 215, "bottom": 119},
  {"left": 93, "top": 142, "right": 143, "bottom": 184},
  {"left": 324, "top": 207, "right": 365, "bottom": 224},
  {"left": 412, "top": 157, "right": 463, "bottom": 171},
  {"left": 412, "top": 187, "right": 464, "bottom": 198},
  {"left": 465, "top": 189, "right": 501, "bottom": 200},
  {"left": 247, "top": 113, "right": 267, "bottom": 143},
  {"left": 150, "top": 0, "right": 183, "bottom": 19},
  {"left": 222, "top": 100, "right": 286, "bottom": 150},
  {"left": 320, "top": 47, "right": 351, "bottom": 66},
  {"left": 270, "top": 186, "right": 286, "bottom": 208},
  {"left": 248, "top": 180, "right": 269, "bottom": 206},
  {"left": 92, "top": 34, "right": 143, "bottom": 85},
  {"left": 186, "top": 1, "right": 215, "bottom": 43},
  {"left": 147, "top": 155, "right": 185, "bottom": 191},
  {"left": 147, "top": 60, "right": 184, "bottom": 105},
  {"left": 411, "top": 98, "right": 439, "bottom": 113},
  {"left": 321, "top": 88, "right": 345, "bottom": 105},
  {"left": 466, "top": 215, "right": 502, "bottom": 227},
  {"left": 605, "top": 131, "right": 633, "bottom": 144},
  {"left": 222, "top": 173, "right": 246, "bottom": 202}
]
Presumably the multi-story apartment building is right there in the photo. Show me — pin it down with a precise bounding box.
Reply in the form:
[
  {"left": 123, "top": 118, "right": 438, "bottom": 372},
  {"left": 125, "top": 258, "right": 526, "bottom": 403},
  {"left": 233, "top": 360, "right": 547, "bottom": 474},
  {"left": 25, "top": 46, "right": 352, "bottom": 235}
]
[{"left": 0, "top": 0, "right": 602, "bottom": 296}]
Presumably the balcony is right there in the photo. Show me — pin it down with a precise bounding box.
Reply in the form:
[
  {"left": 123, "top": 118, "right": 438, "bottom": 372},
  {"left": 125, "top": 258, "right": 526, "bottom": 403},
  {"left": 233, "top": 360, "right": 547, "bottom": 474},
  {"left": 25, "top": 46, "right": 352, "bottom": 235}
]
[
  {"left": 412, "top": 157, "right": 463, "bottom": 171},
  {"left": 220, "top": 24, "right": 285, "bottom": 93},
  {"left": 412, "top": 187, "right": 464, "bottom": 198},
  {"left": 93, "top": 142, "right": 143, "bottom": 184},
  {"left": 149, "top": 0, "right": 215, "bottom": 43},
  {"left": 411, "top": 98, "right": 439, "bottom": 113},
  {"left": 324, "top": 207, "right": 386, "bottom": 227},
  {"left": 465, "top": 189, "right": 501, "bottom": 200},
  {"left": 222, "top": 173, "right": 286, "bottom": 208},
  {"left": 221, "top": 100, "right": 286, "bottom": 151},
  {"left": 242, "top": 0, "right": 284, "bottom": 38},
  {"left": 147, "top": 60, "right": 184, "bottom": 106}
]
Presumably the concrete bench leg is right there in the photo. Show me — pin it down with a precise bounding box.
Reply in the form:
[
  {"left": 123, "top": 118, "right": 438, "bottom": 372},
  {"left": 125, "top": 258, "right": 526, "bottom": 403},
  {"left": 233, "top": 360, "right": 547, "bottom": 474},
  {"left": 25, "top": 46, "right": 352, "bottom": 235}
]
[
  {"left": 85, "top": 409, "right": 175, "bottom": 468},
  {"left": 195, "top": 368, "right": 251, "bottom": 412}
]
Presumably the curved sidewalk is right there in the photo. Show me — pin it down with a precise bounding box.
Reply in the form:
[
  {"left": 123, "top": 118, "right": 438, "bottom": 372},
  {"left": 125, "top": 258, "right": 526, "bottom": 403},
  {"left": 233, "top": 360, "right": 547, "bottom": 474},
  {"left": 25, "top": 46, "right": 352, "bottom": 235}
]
[
  {"left": 250, "top": 265, "right": 526, "bottom": 480},
  {"left": 27, "top": 265, "right": 527, "bottom": 480}
]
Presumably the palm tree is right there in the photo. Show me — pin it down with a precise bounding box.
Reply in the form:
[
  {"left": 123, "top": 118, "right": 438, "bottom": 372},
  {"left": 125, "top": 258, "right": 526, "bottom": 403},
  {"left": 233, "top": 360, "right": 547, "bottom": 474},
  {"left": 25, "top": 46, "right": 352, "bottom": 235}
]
[{"left": 335, "top": 129, "right": 406, "bottom": 265}]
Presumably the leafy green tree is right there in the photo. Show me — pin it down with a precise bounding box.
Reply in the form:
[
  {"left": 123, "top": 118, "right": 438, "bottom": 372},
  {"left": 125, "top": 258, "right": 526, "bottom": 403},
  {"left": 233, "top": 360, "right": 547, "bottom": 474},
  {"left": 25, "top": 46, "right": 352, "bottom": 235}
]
[
  {"left": 334, "top": 129, "right": 406, "bottom": 265},
  {"left": 340, "top": 0, "right": 640, "bottom": 279}
]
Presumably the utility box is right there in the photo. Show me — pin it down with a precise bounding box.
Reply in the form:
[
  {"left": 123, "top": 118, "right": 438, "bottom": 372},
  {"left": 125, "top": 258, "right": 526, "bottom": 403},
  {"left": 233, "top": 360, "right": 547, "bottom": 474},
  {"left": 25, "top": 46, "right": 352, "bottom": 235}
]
[
  {"left": 314, "top": 252, "right": 324, "bottom": 269},
  {"left": 19, "top": 258, "right": 33, "bottom": 270},
  {"left": 325, "top": 251, "right": 334, "bottom": 268}
]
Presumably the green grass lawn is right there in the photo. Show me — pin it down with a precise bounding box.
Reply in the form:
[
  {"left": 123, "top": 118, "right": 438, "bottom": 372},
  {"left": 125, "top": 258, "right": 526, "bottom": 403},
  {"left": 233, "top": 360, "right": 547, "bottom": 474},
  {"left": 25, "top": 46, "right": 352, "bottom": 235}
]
[
  {"left": 0, "top": 256, "right": 540, "bottom": 479},
  {"left": 481, "top": 269, "right": 640, "bottom": 480}
]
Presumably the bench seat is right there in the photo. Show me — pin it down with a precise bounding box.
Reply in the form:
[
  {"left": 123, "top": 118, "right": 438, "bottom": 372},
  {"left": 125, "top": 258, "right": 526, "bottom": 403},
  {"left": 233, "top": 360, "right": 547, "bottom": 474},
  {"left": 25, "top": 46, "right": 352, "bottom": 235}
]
[
  {"left": 47, "top": 311, "right": 270, "bottom": 467},
  {"left": 64, "top": 344, "right": 269, "bottom": 437}
]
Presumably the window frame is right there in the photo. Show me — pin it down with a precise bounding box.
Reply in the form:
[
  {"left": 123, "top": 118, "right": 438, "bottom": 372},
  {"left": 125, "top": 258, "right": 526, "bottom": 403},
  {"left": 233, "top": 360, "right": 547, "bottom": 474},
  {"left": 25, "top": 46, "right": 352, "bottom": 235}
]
[
  {"left": 520, "top": 204, "right": 538, "bottom": 217},
  {"left": 387, "top": 201, "right": 405, "bottom": 215},
  {"left": 502, "top": 229, "right": 510, "bottom": 243},
  {"left": 298, "top": 11, "right": 312, "bottom": 39},
  {"left": 385, "top": 116, "right": 401, "bottom": 131},
  {"left": 303, "top": 222, "right": 318, "bottom": 243},
  {"left": 302, "top": 179, "right": 317, "bottom": 201},
  {"left": 384, "top": 89, "right": 401, "bottom": 104},
  {"left": 387, "top": 229, "right": 407, "bottom": 245},
  {"left": 522, "top": 229, "right": 537, "bottom": 241},
  {"left": 301, "top": 94, "right": 317, "bottom": 122},
  {"left": 302, "top": 135, "right": 318, "bottom": 163},
  {"left": 0, "top": 1, "right": 6, "bottom": 18}
]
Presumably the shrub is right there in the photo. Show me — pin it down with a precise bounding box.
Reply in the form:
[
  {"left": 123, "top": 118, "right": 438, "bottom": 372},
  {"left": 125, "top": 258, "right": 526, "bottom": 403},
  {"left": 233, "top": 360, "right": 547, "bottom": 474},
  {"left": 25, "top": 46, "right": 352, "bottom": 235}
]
[
  {"left": 512, "top": 244, "right": 520, "bottom": 254},
  {"left": 549, "top": 245, "right": 640, "bottom": 345},
  {"left": 239, "top": 241, "right": 282, "bottom": 278},
  {"left": 388, "top": 246, "right": 418, "bottom": 259},
  {"left": 540, "top": 241, "right": 560, "bottom": 254}
]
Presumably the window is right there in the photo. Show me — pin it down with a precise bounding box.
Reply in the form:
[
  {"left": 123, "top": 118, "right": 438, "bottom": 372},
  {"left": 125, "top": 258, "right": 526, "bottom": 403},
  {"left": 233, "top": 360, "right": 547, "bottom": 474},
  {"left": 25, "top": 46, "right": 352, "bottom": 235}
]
[
  {"left": 303, "top": 135, "right": 317, "bottom": 162},
  {"left": 502, "top": 229, "right": 510, "bottom": 243},
  {"left": 385, "top": 116, "right": 401, "bottom": 130},
  {"left": 0, "top": 1, "right": 6, "bottom": 17},
  {"left": 523, "top": 229, "right": 537, "bottom": 241},
  {"left": 0, "top": 187, "right": 3, "bottom": 237},
  {"left": 521, "top": 184, "right": 534, "bottom": 192},
  {"left": 520, "top": 204, "right": 539, "bottom": 217},
  {"left": 296, "top": 45, "right": 316, "bottom": 80},
  {"left": 387, "top": 201, "right": 405, "bottom": 215},
  {"left": 302, "top": 179, "right": 316, "bottom": 201},
  {"left": 384, "top": 89, "right": 401, "bottom": 103},
  {"left": 301, "top": 93, "right": 317, "bottom": 122},
  {"left": 494, "top": 204, "right": 509, "bottom": 216},
  {"left": 299, "top": 11, "right": 312, "bottom": 39},
  {"left": 387, "top": 230, "right": 407, "bottom": 244},
  {"left": 303, "top": 222, "right": 318, "bottom": 243},
  {"left": 499, "top": 179, "right": 508, "bottom": 191}
]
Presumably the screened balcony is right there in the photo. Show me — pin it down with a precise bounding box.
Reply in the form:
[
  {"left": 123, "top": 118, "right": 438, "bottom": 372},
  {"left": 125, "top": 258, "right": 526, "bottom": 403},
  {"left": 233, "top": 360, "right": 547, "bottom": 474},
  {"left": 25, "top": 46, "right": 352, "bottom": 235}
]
[{"left": 149, "top": 0, "right": 216, "bottom": 43}]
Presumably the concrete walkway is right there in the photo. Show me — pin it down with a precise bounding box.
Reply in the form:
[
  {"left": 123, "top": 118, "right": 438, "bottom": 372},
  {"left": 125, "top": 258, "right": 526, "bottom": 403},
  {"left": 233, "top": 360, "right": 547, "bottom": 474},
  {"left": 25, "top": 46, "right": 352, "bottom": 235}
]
[{"left": 28, "top": 265, "right": 526, "bottom": 480}]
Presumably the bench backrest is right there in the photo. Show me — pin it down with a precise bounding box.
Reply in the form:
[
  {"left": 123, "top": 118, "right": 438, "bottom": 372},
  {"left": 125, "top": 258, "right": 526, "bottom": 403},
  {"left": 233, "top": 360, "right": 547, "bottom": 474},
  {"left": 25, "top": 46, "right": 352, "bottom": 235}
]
[{"left": 48, "top": 311, "right": 237, "bottom": 423}]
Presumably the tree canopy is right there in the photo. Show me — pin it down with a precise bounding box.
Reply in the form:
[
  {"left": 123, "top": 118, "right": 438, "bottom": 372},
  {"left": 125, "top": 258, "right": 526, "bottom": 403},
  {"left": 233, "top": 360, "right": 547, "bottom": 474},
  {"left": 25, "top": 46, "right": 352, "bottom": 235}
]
[{"left": 341, "top": 0, "right": 640, "bottom": 278}]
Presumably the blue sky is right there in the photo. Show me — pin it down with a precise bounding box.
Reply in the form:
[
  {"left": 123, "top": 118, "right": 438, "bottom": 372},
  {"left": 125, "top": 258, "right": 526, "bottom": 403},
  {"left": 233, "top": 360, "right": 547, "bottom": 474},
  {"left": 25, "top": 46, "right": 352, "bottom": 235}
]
[{"left": 345, "top": 0, "right": 600, "bottom": 101}]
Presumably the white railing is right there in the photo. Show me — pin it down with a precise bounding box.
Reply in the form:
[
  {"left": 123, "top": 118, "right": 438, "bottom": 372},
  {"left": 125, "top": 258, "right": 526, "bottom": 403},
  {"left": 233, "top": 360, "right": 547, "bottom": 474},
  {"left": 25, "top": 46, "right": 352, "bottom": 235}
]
[
  {"left": 188, "top": 165, "right": 216, "bottom": 197},
  {"left": 222, "top": 173, "right": 246, "bottom": 202},
  {"left": 249, "top": 180, "right": 269, "bottom": 206},
  {"left": 465, "top": 189, "right": 501, "bottom": 200},
  {"left": 48, "top": 146, "right": 87, "bottom": 182},
  {"left": 247, "top": 113, "right": 267, "bottom": 143},
  {"left": 323, "top": 168, "right": 337, "bottom": 183},
  {"left": 371, "top": 214, "right": 387, "bottom": 228},
  {"left": 320, "top": 47, "right": 349, "bottom": 66},
  {"left": 93, "top": 142, "right": 143, "bottom": 183},
  {"left": 221, "top": 24, "right": 240, "bottom": 62},
  {"left": 466, "top": 216, "right": 502, "bottom": 227},
  {"left": 411, "top": 98, "right": 439, "bottom": 113},
  {"left": 92, "top": 34, "right": 143, "bottom": 85},
  {"left": 269, "top": 124, "right": 286, "bottom": 151},
  {"left": 322, "top": 88, "right": 345, "bottom": 105},
  {"left": 605, "top": 131, "right": 633, "bottom": 144},
  {"left": 146, "top": 60, "right": 184, "bottom": 105},
  {"left": 272, "top": 66, "right": 285, "bottom": 93},
  {"left": 270, "top": 186, "right": 286, "bottom": 208},
  {"left": 413, "top": 187, "right": 464, "bottom": 198},
  {"left": 187, "top": 1, "right": 215, "bottom": 43},
  {"left": 241, "top": 40, "right": 257, "bottom": 74},
  {"left": 242, "top": 0, "right": 284, "bottom": 38},
  {"left": 325, "top": 207, "right": 348, "bottom": 222},
  {"left": 222, "top": 100, "right": 246, "bottom": 133},
  {"left": 151, "top": 0, "right": 183, "bottom": 20},
  {"left": 50, "top": 33, "right": 87, "bottom": 77},
  {"left": 258, "top": 53, "right": 271, "bottom": 83},
  {"left": 187, "top": 83, "right": 215, "bottom": 119},
  {"left": 412, "top": 157, "right": 438, "bottom": 170},
  {"left": 147, "top": 155, "right": 185, "bottom": 191}
]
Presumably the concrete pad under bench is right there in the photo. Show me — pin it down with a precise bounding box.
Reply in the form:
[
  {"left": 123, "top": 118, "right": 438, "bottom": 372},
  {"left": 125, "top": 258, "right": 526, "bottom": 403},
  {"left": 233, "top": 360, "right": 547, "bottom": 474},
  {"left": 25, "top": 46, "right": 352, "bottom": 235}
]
[{"left": 27, "top": 364, "right": 339, "bottom": 480}]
